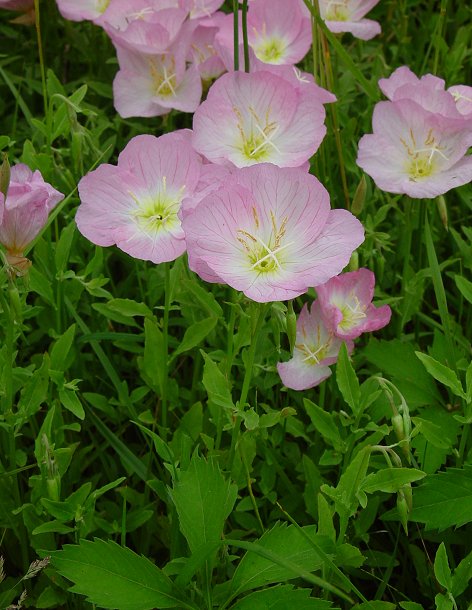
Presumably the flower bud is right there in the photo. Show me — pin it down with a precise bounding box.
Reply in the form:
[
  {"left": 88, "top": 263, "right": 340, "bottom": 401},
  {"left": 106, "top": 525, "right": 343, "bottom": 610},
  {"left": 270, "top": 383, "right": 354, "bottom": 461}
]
[
  {"left": 351, "top": 174, "right": 367, "bottom": 217},
  {"left": 436, "top": 195, "right": 448, "bottom": 231},
  {"left": 0, "top": 154, "right": 10, "bottom": 200}
]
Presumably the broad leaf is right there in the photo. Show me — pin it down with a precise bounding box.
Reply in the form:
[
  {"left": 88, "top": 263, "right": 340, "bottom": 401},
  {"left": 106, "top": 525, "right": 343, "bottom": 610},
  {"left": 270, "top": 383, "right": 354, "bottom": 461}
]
[
  {"left": 336, "top": 343, "right": 361, "bottom": 414},
  {"left": 434, "top": 543, "right": 452, "bottom": 591},
  {"left": 172, "top": 317, "right": 218, "bottom": 358},
  {"left": 304, "top": 399, "right": 344, "bottom": 451},
  {"left": 51, "top": 539, "right": 187, "bottom": 610},
  {"left": 231, "top": 585, "right": 333, "bottom": 609},
  {"left": 415, "top": 352, "right": 465, "bottom": 399},
  {"left": 361, "top": 468, "right": 426, "bottom": 494}
]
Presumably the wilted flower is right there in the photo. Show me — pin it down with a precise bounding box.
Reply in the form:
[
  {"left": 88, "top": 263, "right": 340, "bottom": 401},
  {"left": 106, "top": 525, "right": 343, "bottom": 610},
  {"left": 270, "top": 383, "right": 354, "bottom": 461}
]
[
  {"left": 277, "top": 301, "right": 352, "bottom": 390},
  {"left": 192, "top": 70, "right": 329, "bottom": 168},
  {"left": 76, "top": 133, "right": 203, "bottom": 263},
  {"left": 0, "top": 164, "right": 64, "bottom": 261},
  {"left": 317, "top": 0, "right": 381, "bottom": 41},
  {"left": 182, "top": 163, "right": 364, "bottom": 302},
  {"left": 316, "top": 268, "right": 391, "bottom": 339}
]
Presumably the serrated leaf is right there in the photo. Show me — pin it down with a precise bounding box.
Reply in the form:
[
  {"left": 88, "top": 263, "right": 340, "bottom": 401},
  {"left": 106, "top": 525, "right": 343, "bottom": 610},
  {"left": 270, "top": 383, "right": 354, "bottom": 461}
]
[
  {"left": 410, "top": 466, "right": 472, "bottom": 530},
  {"left": 51, "top": 539, "right": 188, "bottom": 610},
  {"left": 361, "top": 468, "right": 426, "bottom": 494},
  {"left": 170, "top": 455, "right": 237, "bottom": 556},
  {"left": 336, "top": 343, "right": 360, "bottom": 414},
  {"left": 415, "top": 352, "right": 465, "bottom": 398},
  {"left": 434, "top": 543, "right": 452, "bottom": 591},
  {"left": 231, "top": 584, "right": 333, "bottom": 609},
  {"left": 172, "top": 317, "right": 218, "bottom": 358}
]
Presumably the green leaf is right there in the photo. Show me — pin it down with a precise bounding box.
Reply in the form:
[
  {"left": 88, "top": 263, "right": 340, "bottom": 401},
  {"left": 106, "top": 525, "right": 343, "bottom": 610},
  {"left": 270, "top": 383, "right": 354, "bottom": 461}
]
[
  {"left": 410, "top": 466, "right": 472, "bottom": 530},
  {"left": 361, "top": 468, "right": 426, "bottom": 494},
  {"left": 172, "top": 317, "right": 218, "bottom": 359},
  {"left": 180, "top": 279, "right": 223, "bottom": 318},
  {"left": 303, "top": 399, "right": 344, "bottom": 451},
  {"left": 434, "top": 593, "right": 454, "bottom": 610},
  {"left": 353, "top": 604, "right": 396, "bottom": 610},
  {"left": 399, "top": 603, "right": 425, "bottom": 610},
  {"left": 49, "top": 324, "right": 76, "bottom": 372},
  {"left": 434, "top": 543, "right": 452, "bottom": 591},
  {"left": 58, "top": 388, "right": 85, "bottom": 420},
  {"left": 32, "top": 521, "right": 75, "bottom": 535},
  {"left": 451, "top": 548, "right": 472, "bottom": 597},
  {"left": 231, "top": 585, "right": 333, "bottom": 610},
  {"left": 17, "top": 354, "right": 50, "bottom": 421},
  {"left": 107, "top": 298, "right": 153, "bottom": 318},
  {"left": 336, "top": 343, "right": 361, "bottom": 414},
  {"left": 138, "top": 318, "right": 166, "bottom": 394},
  {"left": 230, "top": 524, "right": 329, "bottom": 596},
  {"left": 201, "top": 351, "right": 234, "bottom": 410},
  {"left": 29, "top": 266, "right": 55, "bottom": 305},
  {"left": 170, "top": 455, "right": 237, "bottom": 556},
  {"left": 50, "top": 539, "right": 190, "bottom": 610},
  {"left": 412, "top": 418, "right": 452, "bottom": 450},
  {"left": 55, "top": 221, "right": 76, "bottom": 274},
  {"left": 415, "top": 352, "right": 465, "bottom": 398},
  {"left": 455, "top": 275, "right": 472, "bottom": 305}
]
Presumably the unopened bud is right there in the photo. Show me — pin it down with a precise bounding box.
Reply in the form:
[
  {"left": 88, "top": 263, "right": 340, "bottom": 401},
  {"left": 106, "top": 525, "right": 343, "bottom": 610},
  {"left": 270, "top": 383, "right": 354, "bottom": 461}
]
[
  {"left": 436, "top": 195, "right": 448, "bottom": 231},
  {"left": 397, "top": 484, "right": 412, "bottom": 535},
  {"left": 348, "top": 250, "right": 359, "bottom": 272},
  {"left": 351, "top": 174, "right": 367, "bottom": 216},
  {"left": 0, "top": 154, "right": 10, "bottom": 200},
  {"left": 286, "top": 300, "right": 297, "bottom": 353},
  {"left": 392, "top": 413, "right": 405, "bottom": 442}
]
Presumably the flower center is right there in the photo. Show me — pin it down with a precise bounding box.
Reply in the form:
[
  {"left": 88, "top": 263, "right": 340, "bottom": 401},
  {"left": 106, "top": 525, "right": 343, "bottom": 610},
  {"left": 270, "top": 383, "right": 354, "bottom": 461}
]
[
  {"left": 297, "top": 324, "right": 333, "bottom": 364},
  {"left": 237, "top": 209, "right": 292, "bottom": 274},
  {"left": 400, "top": 128, "right": 449, "bottom": 180},
  {"left": 339, "top": 294, "right": 367, "bottom": 330},
  {"left": 254, "top": 36, "right": 286, "bottom": 64},
  {"left": 149, "top": 57, "right": 177, "bottom": 98},
  {"left": 325, "top": 0, "right": 349, "bottom": 20},
  {"left": 234, "top": 106, "right": 281, "bottom": 162},
  {"left": 98, "top": 0, "right": 111, "bottom": 13},
  {"left": 130, "top": 176, "right": 184, "bottom": 234}
]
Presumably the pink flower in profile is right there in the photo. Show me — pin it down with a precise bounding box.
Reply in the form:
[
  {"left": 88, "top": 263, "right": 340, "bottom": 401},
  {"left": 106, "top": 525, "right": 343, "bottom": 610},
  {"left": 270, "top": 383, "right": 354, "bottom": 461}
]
[
  {"left": 246, "top": 0, "right": 311, "bottom": 65},
  {"left": 316, "top": 268, "right": 391, "bottom": 339},
  {"left": 182, "top": 164, "right": 364, "bottom": 302},
  {"left": 97, "top": 0, "right": 187, "bottom": 54},
  {"left": 56, "top": 0, "right": 112, "bottom": 22},
  {"left": 76, "top": 133, "right": 202, "bottom": 264},
  {"left": 318, "top": 0, "right": 381, "bottom": 41},
  {"left": 113, "top": 42, "right": 202, "bottom": 118},
  {"left": 277, "top": 302, "right": 352, "bottom": 391},
  {"left": 0, "top": 164, "right": 64, "bottom": 257},
  {"left": 192, "top": 71, "right": 328, "bottom": 168},
  {"left": 357, "top": 98, "right": 472, "bottom": 198},
  {"left": 184, "top": 18, "right": 226, "bottom": 82}
]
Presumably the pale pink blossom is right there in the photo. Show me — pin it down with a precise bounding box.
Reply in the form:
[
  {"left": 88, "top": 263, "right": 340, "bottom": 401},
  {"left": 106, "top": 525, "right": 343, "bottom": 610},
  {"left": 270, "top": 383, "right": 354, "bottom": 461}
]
[
  {"left": 318, "top": 0, "right": 381, "bottom": 40},
  {"left": 192, "top": 71, "right": 328, "bottom": 168},
  {"left": 182, "top": 164, "right": 364, "bottom": 302},
  {"left": 246, "top": 0, "right": 311, "bottom": 65},
  {"left": 189, "top": 0, "right": 224, "bottom": 19},
  {"left": 277, "top": 302, "right": 351, "bottom": 391},
  {"left": 184, "top": 17, "right": 226, "bottom": 81},
  {"left": 316, "top": 268, "right": 391, "bottom": 339},
  {"left": 357, "top": 98, "right": 472, "bottom": 198},
  {"left": 97, "top": 0, "right": 188, "bottom": 55},
  {"left": 56, "top": 0, "right": 111, "bottom": 22},
  {"left": 0, "top": 164, "right": 63, "bottom": 256},
  {"left": 113, "top": 42, "right": 202, "bottom": 118},
  {"left": 448, "top": 85, "right": 472, "bottom": 117},
  {"left": 76, "top": 133, "right": 202, "bottom": 264}
]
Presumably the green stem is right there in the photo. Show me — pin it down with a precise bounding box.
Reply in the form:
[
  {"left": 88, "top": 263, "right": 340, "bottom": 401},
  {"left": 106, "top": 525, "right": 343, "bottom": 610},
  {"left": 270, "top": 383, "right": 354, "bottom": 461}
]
[
  {"left": 33, "top": 0, "right": 48, "bottom": 119},
  {"left": 232, "top": 0, "right": 239, "bottom": 71},
  {"left": 161, "top": 262, "right": 171, "bottom": 432},
  {"left": 432, "top": 0, "right": 448, "bottom": 75},
  {"left": 0, "top": 287, "right": 14, "bottom": 414},
  {"left": 241, "top": 0, "right": 250, "bottom": 72},
  {"left": 397, "top": 197, "right": 413, "bottom": 336}
]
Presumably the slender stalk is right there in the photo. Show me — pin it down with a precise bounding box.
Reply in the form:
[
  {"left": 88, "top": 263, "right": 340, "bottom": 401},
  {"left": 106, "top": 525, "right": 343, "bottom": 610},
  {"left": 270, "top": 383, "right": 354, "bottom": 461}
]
[
  {"left": 241, "top": 0, "right": 250, "bottom": 73},
  {"left": 161, "top": 262, "right": 171, "bottom": 432},
  {"left": 232, "top": 0, "right": 239, "bottom": 71},
  {"left": 397, "top": 197, "right": 413, "bottom": 336},
  {"left": 432, "top": 0, "right": 448, "bottom": 75},
  {"left": 33, "top": 0, "right": 48, "bottom": 118}
]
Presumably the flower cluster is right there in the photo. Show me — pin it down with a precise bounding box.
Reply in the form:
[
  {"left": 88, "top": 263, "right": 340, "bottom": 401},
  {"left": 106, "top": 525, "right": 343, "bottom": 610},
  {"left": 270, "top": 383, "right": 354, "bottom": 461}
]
[
  {"left": 357, "top": 66, "right": 472, "bottom": 198},
  {"left": 278, "top": 269, "right": 391, "bottom": 390}
]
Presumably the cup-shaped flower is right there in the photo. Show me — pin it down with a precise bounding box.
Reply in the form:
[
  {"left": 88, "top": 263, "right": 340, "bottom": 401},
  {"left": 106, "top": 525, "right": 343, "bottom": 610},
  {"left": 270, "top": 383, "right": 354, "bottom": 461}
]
[
  {"left": 0, "top": 164, "right": 64, "bottom": 257},
  {"left": 113, "top": 42, "right": 202, "bottom": 118},
  {"left": 318, "top": 0, "right": 381, "bottom": 41},
  {"left": 246, "top": 0, "right": 311, "bottom": 65},
  {"left": 76, "top": 133, "right": 202, "bottom": 264},
  {"left": 182, "top": 164, "right": 364, "bottom": 302},
  {"left": 316, "top": 268, "right": 391, "bottom": 339},
  {"left": 56, "top": 0, "right": 111, "bottom": 22},
  {"left": 277, "top": 301, "right": 352, "bottom": 391},
  {"left": 96, "top": 0, "right": 187, "bottom": 55},
  {"left": 192, "top": 71, "right": 328, "bottom": 168},
  {"left": 357, "top": 98, "right": 472, "bottom": 198}
]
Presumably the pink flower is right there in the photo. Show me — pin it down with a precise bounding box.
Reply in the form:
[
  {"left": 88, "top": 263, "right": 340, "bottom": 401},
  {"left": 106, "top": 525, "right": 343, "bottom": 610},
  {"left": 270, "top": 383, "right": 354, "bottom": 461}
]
[
  {"left": 0, "top": 164, "right": 64, "bottom": 256},
  {"left": 316, "top": 268, "right": 391, "bottom": 339},
  {"left": 357, "top": 98, "right": 472, "bottom": 198},
  {"left": 277, "top": 302, "right": 351, "bottom": 391},
  {"left": 56, "top": 0, "right": 112, "bottom": 22},
  {"left": 189, "top": 0, "right": 224, "bottom": 19},
  {"left": 448, "top": 85, "right": 472, "bottom": 117},
  {"left": 182, "top": 164, "right": 364, "bottom": 302},
  {"left": 76, "top": 133, "right": 202, "bottom": 264},
  {"left": 318, "top": 0, "right": 381, "bottom": 40},
  {"left": 184, "top": 17, "right": 226, "bottom": 82},
  {"left": 97, "top": 0, "right": 187, "bottom": 54},
  {"left": 113, "top": 42, "right": 202, "bottom": 118},
  {"left": 246, "top": 0, "right": 311, "bottom": 65},
  {"left": 192, "top": 71, "right": 328, "bottom": 168}
]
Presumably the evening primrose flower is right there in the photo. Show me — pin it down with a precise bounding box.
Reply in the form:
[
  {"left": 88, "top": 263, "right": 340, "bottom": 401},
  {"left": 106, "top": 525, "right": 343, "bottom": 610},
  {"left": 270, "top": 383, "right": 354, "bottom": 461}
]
[
  {"left": 192, "top": 71, "right": 328, "bottom": 168},
  {"left": 316, "top": 268, "right": 391, "bottom": 339},
  {"left": 56, "top": 0, "right": 112, "bottom": 22},
  {"left": 182, "top": 164, "right": 364, "bottom": 302},
  {"left": 76, "top": 133, "right": 202, "bottom": 263},
  {"left": 357, "top": 98, "right": 472, "bottom": 198},
  {"left": 277, "top": 302, "right": 352, "bottom": 391},
  {"left": 0, "top": 164, "right": 63, "bottom": 261},
  {"left": 318, "top": 0, "right": 381, "bottom": 41}
]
